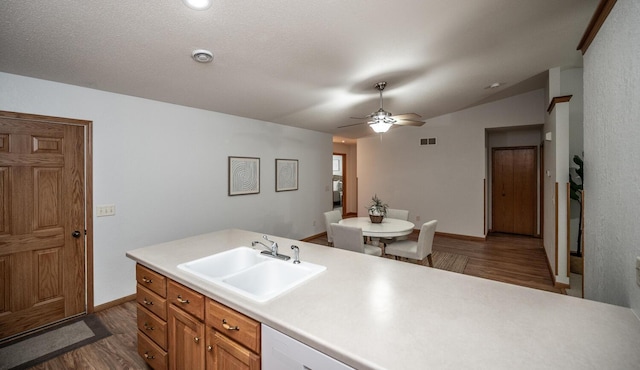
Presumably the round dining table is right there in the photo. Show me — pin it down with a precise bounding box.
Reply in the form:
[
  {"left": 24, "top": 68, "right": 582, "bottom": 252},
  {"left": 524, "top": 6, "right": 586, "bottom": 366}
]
[{"left": 338, "top": 217, "right": 415, "bottom": 249}]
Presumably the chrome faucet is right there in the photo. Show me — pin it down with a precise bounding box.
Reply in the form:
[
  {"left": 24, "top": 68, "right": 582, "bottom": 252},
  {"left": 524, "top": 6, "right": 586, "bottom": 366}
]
[
  {"left": 291, "top": 245, "right": 300, "bottom": 264},
  {"left": 252, "top": 235, "right": 290, "bottom": 261}
]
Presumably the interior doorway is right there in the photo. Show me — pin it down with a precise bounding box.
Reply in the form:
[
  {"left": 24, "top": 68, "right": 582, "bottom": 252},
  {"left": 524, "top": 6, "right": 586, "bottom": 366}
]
[
  {"left": 332, "top": 153, "right": 346, "bottom": 216},
  {"left": 0, "top": 111, "right": 93, "bottom": 341}
]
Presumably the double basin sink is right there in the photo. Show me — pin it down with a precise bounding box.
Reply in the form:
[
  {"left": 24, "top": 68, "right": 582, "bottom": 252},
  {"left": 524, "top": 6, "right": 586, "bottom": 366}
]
[{"left": 177, "top": 246, "right": 326, "bottom": 302}]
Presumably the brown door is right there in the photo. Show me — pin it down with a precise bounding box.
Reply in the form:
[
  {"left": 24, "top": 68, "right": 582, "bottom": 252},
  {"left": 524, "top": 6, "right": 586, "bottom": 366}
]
[
  {"left": 492, "top": 147, "right": 536, "bottom": 236},
  {"left": 0, "top": 115, "right": 86, "bottom": 339}
]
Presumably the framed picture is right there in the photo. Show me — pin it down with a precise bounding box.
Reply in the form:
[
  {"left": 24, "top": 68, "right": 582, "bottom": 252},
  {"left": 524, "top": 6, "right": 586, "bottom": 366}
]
[
  {"left": 228, "top": 156, "right": 260, "bottom": 196},
  {"left": 276, "top": 159, "right": 298, "bottom": 192}
]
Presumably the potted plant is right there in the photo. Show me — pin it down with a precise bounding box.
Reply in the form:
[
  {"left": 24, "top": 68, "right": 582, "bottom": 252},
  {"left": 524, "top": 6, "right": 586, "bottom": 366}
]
[
  {"left": 569, "top": 155, "right": 584, "bottom": 257},
  {"left": 367, "top": 194, "right": 388, "bottom": 223}
]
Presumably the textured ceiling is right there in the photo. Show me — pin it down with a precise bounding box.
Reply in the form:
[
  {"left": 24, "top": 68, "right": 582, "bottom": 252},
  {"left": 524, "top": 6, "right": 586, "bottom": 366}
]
[{"left": 0, "top": 0, "right": 598, "bottom": 139}]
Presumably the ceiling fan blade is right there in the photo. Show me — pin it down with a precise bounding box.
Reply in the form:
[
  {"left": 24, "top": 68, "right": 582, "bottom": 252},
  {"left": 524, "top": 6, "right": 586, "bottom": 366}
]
[
  {"left": 394, "top": 120, "right": 425, "bottom": 127},
  {"left": 392, "top": 113, "right": 422, "bottom": 121},
  {"left": 338, "top": 122, "right": 367, "bottom": 128},
  {"left": 349, "top": 115, "right": 372, "bottom": 120}
]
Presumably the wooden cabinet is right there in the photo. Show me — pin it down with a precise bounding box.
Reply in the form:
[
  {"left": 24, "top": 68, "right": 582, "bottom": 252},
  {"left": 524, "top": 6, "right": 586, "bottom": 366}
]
[
  {"left": 167, "top": 280, "right": 205, "bottom": 370},
  {"left": 205, "top": 299, "right": 261, "bottom": 370},
  {"left": 169, "top": 305, "right": 205, "bottom": 369},
  {"left": 136, "top": 264, "right": 260, "bottom": 369},
  {"left": 136, "top": 264, "right": 169, "bottom": 370}
]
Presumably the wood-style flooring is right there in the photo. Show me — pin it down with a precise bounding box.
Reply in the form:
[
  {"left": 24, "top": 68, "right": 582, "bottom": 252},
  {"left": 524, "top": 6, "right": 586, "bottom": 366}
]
[
  {"left": 27, "top": 232, "right": 560, "bottom": 369},
  {"left": 28, "top": 300, "right": 147, "bottom": 369}
]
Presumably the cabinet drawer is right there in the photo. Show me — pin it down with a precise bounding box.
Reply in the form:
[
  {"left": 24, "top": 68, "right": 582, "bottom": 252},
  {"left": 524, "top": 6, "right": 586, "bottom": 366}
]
[
  {"left": 168, "top": 280, "right": 205, "bottom": 321},
  {"left": 137, "top": 304, "right": 168, "bottom": 350},
  {"left": 208, "top": 326, "right": 260, "bottom": 370},
  {"left": 138, "top": 331, "right": 168, "bottom": 370},
  {"left": 206, "top": 299, "right": 260, "bottom": 354},
  {"left": 136, "top": 264, "right": 167, "bottom": 298},
  {"left": 137, "top": 284, "right": 168, "bottom": 320}
]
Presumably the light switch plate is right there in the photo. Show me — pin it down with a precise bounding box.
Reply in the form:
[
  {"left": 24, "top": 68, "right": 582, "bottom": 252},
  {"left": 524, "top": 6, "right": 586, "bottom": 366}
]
[{"left": 96, "top": 204, "right": 116, "bottom": 217}]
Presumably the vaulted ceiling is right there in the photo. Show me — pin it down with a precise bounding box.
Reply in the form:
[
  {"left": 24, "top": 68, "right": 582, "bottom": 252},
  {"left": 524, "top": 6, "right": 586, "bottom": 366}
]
[{"left": 0, "top": 0, "right": 598, "bottom": 139}]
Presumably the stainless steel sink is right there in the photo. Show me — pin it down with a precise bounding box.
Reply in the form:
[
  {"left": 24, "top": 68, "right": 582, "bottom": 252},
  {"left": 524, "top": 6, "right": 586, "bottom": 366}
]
[{"left": 177, "top": 247, "right": 326, "bottom": 302}]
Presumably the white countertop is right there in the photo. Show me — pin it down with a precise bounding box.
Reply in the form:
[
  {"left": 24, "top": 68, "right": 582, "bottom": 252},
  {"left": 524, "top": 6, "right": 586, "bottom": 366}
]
[{"left": 126, "top": 229, "right": 640, "bottom": 369}]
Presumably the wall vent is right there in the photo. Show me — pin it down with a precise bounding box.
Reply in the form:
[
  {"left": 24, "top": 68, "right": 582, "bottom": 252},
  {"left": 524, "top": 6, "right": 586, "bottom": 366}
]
[{"left": 420, "top": 137, "right": 437, "bottom": 146}]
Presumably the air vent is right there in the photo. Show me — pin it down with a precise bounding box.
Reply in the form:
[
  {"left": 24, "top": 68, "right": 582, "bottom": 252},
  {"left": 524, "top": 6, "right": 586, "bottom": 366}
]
[{"left": 420, "top": 137, "right": 437, "bottom": 146}]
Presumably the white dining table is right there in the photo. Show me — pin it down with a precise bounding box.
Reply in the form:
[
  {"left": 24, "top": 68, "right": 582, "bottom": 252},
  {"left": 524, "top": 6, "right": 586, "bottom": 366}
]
[{"left": 338, "top": 217, "right": 415, "bottom": 248}]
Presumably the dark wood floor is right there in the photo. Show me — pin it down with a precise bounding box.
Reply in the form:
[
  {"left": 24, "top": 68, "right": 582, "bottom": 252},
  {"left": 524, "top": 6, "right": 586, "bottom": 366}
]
[
  {"left": 307, "top": 231, "right": 562, "bottom": 294},
  {"left": 27, "top": 232, "right": 560, "bottom": 369},
  {"left": 29, "top": 300, "right": 148, "bottom": 369}
]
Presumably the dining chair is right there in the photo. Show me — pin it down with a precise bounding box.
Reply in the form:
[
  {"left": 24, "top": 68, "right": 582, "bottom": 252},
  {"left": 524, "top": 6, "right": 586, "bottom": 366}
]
[
  {"left": 386, "top": 208, "right": 409, "bottom": 221},
  {"left": 384, "top": 220, "right": 437, "bottom": 266},
  {"left": 330, "top": 224, "right": 382, "bottom": 256},
  {"left": 323, "top": 210, "right": 342, "bottom": 247},
  {"left": 381, "top": 208, "right": 410, "bottom": 244}
]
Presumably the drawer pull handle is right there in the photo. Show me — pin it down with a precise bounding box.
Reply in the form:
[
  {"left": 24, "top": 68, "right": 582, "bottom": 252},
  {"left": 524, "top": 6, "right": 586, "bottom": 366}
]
[
  {"left": 176, "top": 295, "right": 190, "bottom": 304},
  {"left": 142, "top": 277, "right": 153, "bottom": 284},
  {"left": 194, "top": 336, "right": 200, "bottom": 343},
  {"left": 222, "top": 319, "right": 239, "bottom": 331},
  {"left": 143, "top": 298, "right": 154, "bottom": 306},
  {"left": 207, "top": 345, "right": 213, "bottom": 352},
  {"left": 144, "top": 322, "right": 154, "bottom": 331},
  {"left": 144, "top": 351, "right": 155, "bottom": 360}
]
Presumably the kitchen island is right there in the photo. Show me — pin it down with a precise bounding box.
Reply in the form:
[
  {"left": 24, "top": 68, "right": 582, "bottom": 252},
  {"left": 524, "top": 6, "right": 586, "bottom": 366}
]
[{"left": 126, "top": 229, "right": 640, "bottom": 369}]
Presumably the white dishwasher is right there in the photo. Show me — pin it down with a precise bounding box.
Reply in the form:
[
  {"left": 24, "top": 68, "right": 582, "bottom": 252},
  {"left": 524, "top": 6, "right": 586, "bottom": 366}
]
[{"left": 262, "top": 324, "right": 354, "bottom": 370}]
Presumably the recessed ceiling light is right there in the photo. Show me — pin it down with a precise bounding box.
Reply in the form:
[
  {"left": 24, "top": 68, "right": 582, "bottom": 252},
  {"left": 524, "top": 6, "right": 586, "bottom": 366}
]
[
  {"left": 485, "top": 82, "right": 504, "bottom": 89},
  {"left": 182, "top": 0, "right": 212, "bottom": 10},
  {"left": 192, "top": 49, "right": 213, "bottom": 63}
]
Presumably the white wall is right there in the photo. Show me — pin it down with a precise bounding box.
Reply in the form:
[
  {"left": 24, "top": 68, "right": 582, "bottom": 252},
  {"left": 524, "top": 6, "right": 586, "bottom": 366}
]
[
  {"left": 583, "top": 0, "right": 640, "bottom": 315},
  {"left": 357, "top": 89, "right": 545, "bottom": 238},
  {"left": 0, "top": 72, "right": 333, "bottom": 306}
]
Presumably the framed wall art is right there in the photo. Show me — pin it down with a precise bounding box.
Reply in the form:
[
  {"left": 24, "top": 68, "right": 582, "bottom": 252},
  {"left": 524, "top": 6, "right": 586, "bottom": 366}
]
[
  {"left": 228, "top": 156, "right": 260, "bottom": 195},
  {"left": 275, "top": 158, "right": 298, "bottom": 192}
]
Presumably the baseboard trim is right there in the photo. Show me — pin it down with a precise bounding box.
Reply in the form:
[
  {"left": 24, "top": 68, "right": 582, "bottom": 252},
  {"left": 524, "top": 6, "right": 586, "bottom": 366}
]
[
  {"left": 542, "top": 246, "right": 570, "bottom": 289},
  {"left": 434, "top": 231, "right": 486, "bottom": 242},
  {"left": 300, "top": 232, "right": 326, "bottom": 242},
  {"left": 94, "top": 294, "right": 136, "bottom": 312}
]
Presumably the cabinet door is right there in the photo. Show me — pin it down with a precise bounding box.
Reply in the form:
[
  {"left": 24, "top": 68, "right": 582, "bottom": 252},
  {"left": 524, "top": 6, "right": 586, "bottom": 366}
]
[
  {"left": 169, "top": 305, "right": 205, "bottom": 370},
  {"left": 206, "top": 326, "right": 260, "bottom": 370}
]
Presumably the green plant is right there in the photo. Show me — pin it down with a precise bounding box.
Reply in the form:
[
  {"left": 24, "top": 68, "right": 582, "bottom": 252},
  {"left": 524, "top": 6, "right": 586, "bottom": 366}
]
[
  {"left": 569, "top": 155, "right": 584, "bottom": 257},
  {"left": 367, "top": 194, "right": 388, "bottom": 216}
]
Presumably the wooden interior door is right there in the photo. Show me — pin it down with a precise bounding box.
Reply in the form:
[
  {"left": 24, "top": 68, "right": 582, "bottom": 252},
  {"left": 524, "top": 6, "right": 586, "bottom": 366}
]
[
  {"left": 492, "top": 147, "right": 536, "bottom": 236},
  {"left": 0, "top": 115, "right": 87, "bottom": 339}
]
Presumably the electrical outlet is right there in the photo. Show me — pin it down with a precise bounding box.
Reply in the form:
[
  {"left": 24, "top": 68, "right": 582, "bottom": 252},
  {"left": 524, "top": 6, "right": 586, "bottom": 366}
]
[
  {"left": 313, "top": 220, "right": 316, "bottom": 227},
  {"left": 415, "top": 215, "right": 421, "bottom": 222},
  {"left": 96, "top": 204, "right": 116, "bottom": 217}
]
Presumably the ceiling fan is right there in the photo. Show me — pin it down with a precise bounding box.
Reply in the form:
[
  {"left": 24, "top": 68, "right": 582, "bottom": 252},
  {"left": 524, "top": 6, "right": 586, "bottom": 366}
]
[{"left": 339, "top": 81, "right": 425, "bottom": 133}]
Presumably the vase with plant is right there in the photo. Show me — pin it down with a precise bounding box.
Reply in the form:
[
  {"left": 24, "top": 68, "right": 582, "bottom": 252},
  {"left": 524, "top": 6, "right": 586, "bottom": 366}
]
[{"left": 367, "top": 194, "right": 388, "bottom": 223}]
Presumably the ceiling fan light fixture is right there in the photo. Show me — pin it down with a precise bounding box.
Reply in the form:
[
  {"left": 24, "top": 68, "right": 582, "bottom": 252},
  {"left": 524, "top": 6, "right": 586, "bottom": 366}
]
[{"left": 369, "top": 121, "right": 393, "bottom": 133}]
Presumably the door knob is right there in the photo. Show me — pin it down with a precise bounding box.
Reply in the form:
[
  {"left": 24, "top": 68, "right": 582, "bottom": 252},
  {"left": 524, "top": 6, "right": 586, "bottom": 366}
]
[{"left": 72, "top": 230, "right": 82, "bottom": 238}]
